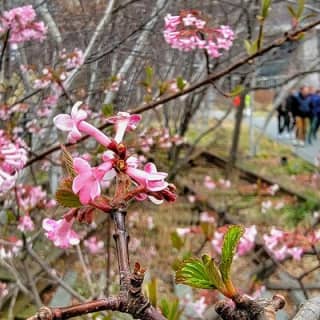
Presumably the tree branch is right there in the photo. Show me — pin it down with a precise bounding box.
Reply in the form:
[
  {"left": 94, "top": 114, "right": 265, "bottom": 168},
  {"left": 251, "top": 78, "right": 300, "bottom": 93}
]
[{"left": 24, "top": 17, "right": 320, "bottom": 168}]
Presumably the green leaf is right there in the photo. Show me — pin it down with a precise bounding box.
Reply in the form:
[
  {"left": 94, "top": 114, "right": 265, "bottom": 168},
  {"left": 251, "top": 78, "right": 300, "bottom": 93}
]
[
  {"left": 101, "top": 103, "right": 114, "bottom": 117},
  {"left": 229, "top": 84, "right": 244, "bottom": 97},
  {"left": 175, "top": 257, "right": 223, "bottom": 290},
  {"left": 261, "top": 0, "right": 272, "bottom": 18},
  {"left": 297, "top": 0, "right": 305, "bottom": 18},
  {"left": 202, "top": 255, "right": 225, "bottom": 290},
  {"left": 219, "top": 225, "right": 244, "bottom": 283},
  {"left": 145, "top": 278, "right": 158, "bottom": 308},
  {"left": 159, "top": 298, "right": 183, "bottom": 320},
  {"left": 145, "top": 66, "right": 154, "bottom": 87},
  {"left": 171, "top": 231, "right": 184, "bottom": 251},
  {"left": 244, "top": 40, "right": 252, "bottom": 55},
  {"left": 287, "top": 5, "right": 297, "bottom": 18},
  {"left": 244, "top": 39, "right": 258, "bottom": 55},
  {"left": 56, "top": 178, "right": 82, "bottom": 208},
  {"left": 61, "top": 145, "right": 76, "bottom": 178},
  {"left": 176, "top": 76, "right": 186, "bottom": 91}
]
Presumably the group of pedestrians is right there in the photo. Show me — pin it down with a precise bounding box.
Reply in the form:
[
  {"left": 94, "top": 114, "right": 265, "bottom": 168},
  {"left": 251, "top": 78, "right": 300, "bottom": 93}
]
[{"left": 277, "top": 85, "right": 320, "bottom": 146}]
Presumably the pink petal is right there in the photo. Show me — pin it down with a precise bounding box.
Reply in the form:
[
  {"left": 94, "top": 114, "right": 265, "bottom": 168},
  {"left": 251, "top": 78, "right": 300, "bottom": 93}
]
[
  {"left": 53, "top": 114, "right": 73, "bottom": 131},
  {"left": 42, "top": 218, "right": 57, "bottom": 231},
  {"left": 78, "top": 188, "right": 91, "bottom": 205},
  {"left": 148, "top": 195, "right": 164, "bottom": 205},
  {"left": 73, "top": 158, "right": 91, "bottom": 174},
  {"left": 72, "top": 172, "right": 92, "bottom": 193},
  {"left": 90, "top": 181, "right": 101, "bottom": 200}
]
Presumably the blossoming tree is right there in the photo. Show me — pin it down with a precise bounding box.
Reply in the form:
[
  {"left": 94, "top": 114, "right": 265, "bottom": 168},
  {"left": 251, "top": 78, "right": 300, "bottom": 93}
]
[{"left": 1, "top": 2, "right": 320, "bottom": 320}]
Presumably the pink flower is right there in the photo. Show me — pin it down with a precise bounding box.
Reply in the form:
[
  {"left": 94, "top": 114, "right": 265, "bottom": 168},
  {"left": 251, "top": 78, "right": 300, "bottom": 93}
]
[
  {"left": 176, "top": 227, "right": 191, "bottom": 236},
  {"left": 42, "top": 218, "right": 80, "bottom": 248},
  {"left": 237, "top": 226, "right": 257, "bottom": 256},
  {"left": 126, "top": 162, "right": 168, "bottom": 192},
  {"left": 287, "top": 247, "right": 304, "bottom": 261},
  {"left": 17, "top": 215, "right": 34, "bottom": 232},
  {"left": 200, "top": 212, "right": 215, "bottom": 223},
  {"left": 204, "top": 176, "right": 216, "bottom": 189},
  {"left": 107, "top": 112, "right": 141, "bottom": 143},
  {"left": 54, "top": 102, "right": 87, "bottom": 143},
  {"left": 54, "top": 102, "right": 112, "bottom": 146},
  {"left": 72, "top": 157, "right": 113, "bottom": 204},
  {"left": 1, "top": 5, "right": 47, "bottom": 43},
  {"left": 83, "top": 236, "right": 104, "bottom": 254}
]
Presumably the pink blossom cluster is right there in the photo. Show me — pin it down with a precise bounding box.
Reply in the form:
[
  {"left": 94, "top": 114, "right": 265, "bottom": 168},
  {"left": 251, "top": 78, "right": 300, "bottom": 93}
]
[
  {"left": 43, "top": 217, "right": 80, "bottom": 249},
  {"left": 203, "top": 176, "right": 232, "bottom": 190},
  {"left": 263, "top": 227, "right": 315, "bottom": 261},
  {"left": 60, "top": 48, "right": 84, "bottom": 69},
  {"left": 104, "top": 76, "right": 126, "bottom": 93},
  {"left": 212, "top": 225, "right": 257, "bottom": 257},
  {"left": 16, "top": 184, "right": 49, "bottom": 211},
  {"left": 17, "top": 215, "right": 34, "bottom": 232},
  {"left": 167, "top": 78, "right": 189, "bottom": 93},
  {"left": 180, "top": 294, "right": 207, "bottom": 318},
  {"left": 261, "top": 199, "right": 285, "bottom": 213},
  {"left": 0, "top": 237, "right": 23, "bottom": 259},
  {"left": 0, "top": 5, "right": 47, "bottom": 43},
  {"left": 84, "top": 236, "right": 104, "bottom": 254},
  {"left": 0, "top": 282, "right": 8, "bottom": 299},
  {"left": 138, "top": 128, "right": 184, "bottom": 152},
  {"left": 0, "top": 103, "right": 30, "bottom": 121},
  {"left": 163, "top": 11, "right": 234, "bottom": 58},
  {"left": 0, "top": 130, "right": 28, "bottom": 194},
  {"left": 43, "top": 102, "right": 176, "bottom": 248}
]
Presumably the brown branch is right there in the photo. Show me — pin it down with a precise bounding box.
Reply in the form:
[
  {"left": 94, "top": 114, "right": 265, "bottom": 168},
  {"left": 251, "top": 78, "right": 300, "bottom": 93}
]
[
  {"left": 24, "top": 18, "right": 320, "bottom": 168},
  {"left": 215, "top": 294, "right": 285, "bottom": 320},
  {"left": 292, "top": 297, "right": 320, "bottom": 320},
  {"left": 27, "top": 209, "right": 166, "bottom": 320}
]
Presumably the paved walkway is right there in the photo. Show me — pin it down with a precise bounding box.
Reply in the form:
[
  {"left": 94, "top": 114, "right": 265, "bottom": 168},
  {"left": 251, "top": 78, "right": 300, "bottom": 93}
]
[
  {"left": 213, "top": 110, "right": 320, "bottom": 164},
  {"left": 250, "top": 114, "right": 319, "bottom": 164}
]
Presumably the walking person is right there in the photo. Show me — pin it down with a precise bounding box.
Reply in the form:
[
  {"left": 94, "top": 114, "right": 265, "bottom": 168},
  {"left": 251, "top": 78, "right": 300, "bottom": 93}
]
[
  {"left": 277, "top": 92, "right": 295, "bottom": 139},
  {"left": 292, "top": 86, "right": 310, "bottom": 146}
]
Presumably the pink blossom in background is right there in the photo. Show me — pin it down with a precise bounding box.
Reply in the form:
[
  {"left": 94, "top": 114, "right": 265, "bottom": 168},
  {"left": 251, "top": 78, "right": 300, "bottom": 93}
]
[
  {"left": 263, "top": 228, "right": 305, "bottom": 261},
  {"left": 211, "top": 230, "right": 224, "bottom": 254},
  {"left": 200, "top": 212, "right": 215, "bottom": 224},
  {"left": 163, "top": 12, "right": 234, "bottom": 58},
  {"left": 63, "top": 48, "right": 84, "bottom": 69},
  {"left": 176, "top": 227, "right": 191, "bottom": 237},
  {"left": 212, "top": 226, "right": 257, "bottom": 256},
  {"left": 0, "top": 130, "right": 28, "bottom": 194},
  {"left": 83, "top": 236, "right": 104, "bottom": 254},
  {"left": 218, "top": 178, "right": 231, "bottom": 188},
  {"left": 188, "top": 194, "right": 196, "bottom": 203},
  {"left": 267, "top": 184, "right": 279, "bottom": 196},
  {"left": 0, "top": 282, "right": 8, "bottom": 299},
  {"left": 237, "top": 225, "right": 257, "bottom": 256},
  {"left": 0, "top": 5, "right": 47, "bottom": 43},
  {"left": 261, "top": 200, "right": 273, "bottom": 213},
  {"left": 147, "top": 216, "right": 154, "bottom": 230},
  {"left": 17, "top": 215, "right": 34, "bottom": 232},
  {"left": 203, "top": 175, "right": 216, "bottom": 190},
  {"left": 42, "top": 218, "right": 80, "bottom": 248},
  {"left": 181, "top": 294, "right": 207, "bottom": 319},
  {"left": 43, "top": 95, "right": 59, "bottom": 107},
  {"left": 16, "top": 184, "right": 47, "bottom": 211}
]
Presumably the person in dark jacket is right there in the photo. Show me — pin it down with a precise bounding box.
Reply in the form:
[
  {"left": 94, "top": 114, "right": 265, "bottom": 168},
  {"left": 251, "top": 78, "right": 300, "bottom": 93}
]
[
  {"left": 277, "top": 91, "right": 295, "bottom": 138},
  {"left": 308, "top": 89, "right": 320, "bottom": 144},
  {"left": 291, "top": 86, "right": 310, "bottom": 146}
]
